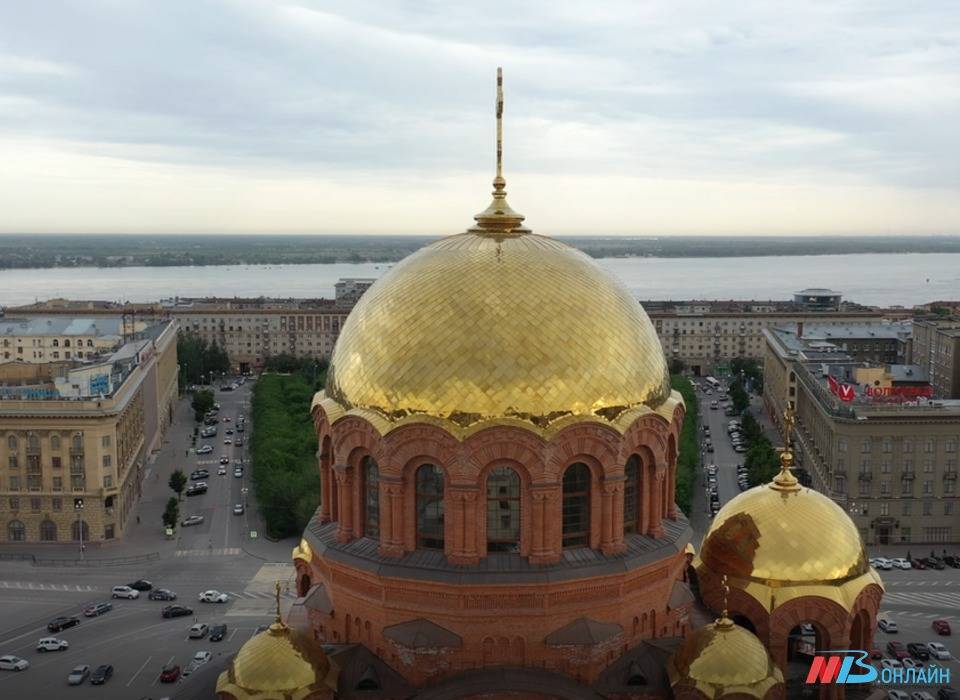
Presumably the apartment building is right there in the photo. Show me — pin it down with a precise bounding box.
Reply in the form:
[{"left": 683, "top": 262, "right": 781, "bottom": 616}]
[
  {"left": 0, "top": 321, "right": 178, "bottom": 544},
  {"left": 763, "top": 325, "right": 960, "bottom": 545},
  {"left": 912, "top": 317, "right": 960, "bottom": 399},
  {"left": 0, "top": 317, "right": 137, "bottom": 364}
]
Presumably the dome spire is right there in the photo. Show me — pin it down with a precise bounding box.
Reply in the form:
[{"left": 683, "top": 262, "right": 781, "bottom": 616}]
[
  {"left": 470, "top": 67, "right": 530, "bottom": 237},
  {"left": 714, "top": 574, "right": 734, "bottom": 629},
  {"left": 770, "top": 402, "right": 801, "bottom": 492}
]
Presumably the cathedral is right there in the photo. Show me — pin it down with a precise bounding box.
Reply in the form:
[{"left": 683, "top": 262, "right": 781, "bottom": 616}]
[{"left": 216, "top": 71, "right": 884, "bottom": 700}]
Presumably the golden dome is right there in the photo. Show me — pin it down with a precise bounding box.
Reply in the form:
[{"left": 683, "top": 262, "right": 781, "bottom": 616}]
[
  {"left": 326, "top": 232, "right": 670, "bottom": 426},
  {"left": 699, "top": 474, "right": 868, "bottom": 586},
  {"left": 667, "top": 617, "right": 784, "bottom": 698},
  {"left": 216, "top": 622, "right": 336, "bottom": 700}
]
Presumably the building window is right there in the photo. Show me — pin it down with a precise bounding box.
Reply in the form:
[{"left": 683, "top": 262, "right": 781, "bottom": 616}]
[
  {"left": 104, "top": 524, "right": 115, "bottom": 540},
  {"left": 923, "top": 501, "right": 933, "bottom": 516},
  {"left": 879, "top": 503, "right": 889, "bottom": 516},
  {"left": 861, "top": 439, "right": 871, "bottom": 453},
  {"left": 923, "top": 458, "right": 934, "bottom": 473},
  {"left": 562, "top": 463, "right": 591, "bottom": 548},
  {"left": 858, "top": 480, "right": 869, "bottom": 496},
  {"left": 30, "top": 497, "right": 41, "bottom": 512},
  {"left": 947, "top": 439, "right": 957, "bottom": 453},
  {"left": 880, "top": 479, "right": 890, "bottom": 495},
  {"left": 903, "top": 439, "right": 914, "bottom": 453},
  {"left": 881, "top": 459, "right": 891, "bottom": 474},
  {"left": 415, "top": 464, "right": 444, "bottom": 550},
  {"left": 882, "top": 438, "right": 892, "bottom": 453},
  {"left": 925, "top": 438, "right": 936, "bottom": 453},
  {"left": 623, "top": 455, "right": 640, "bottom": 534},
  {"left": 923, "top": 480, "right": 934, "bottom": 495},
  {"left": 902, "top": 501, "right": 912, "bottom": 516},
  {"left": 101, "top": 435, "right": 111, "bottom": 448},
  {"left": 362, "top": 456, "right": 379, "bottom": 538},
  {"left": 946, "top": 480, "right": 956, "bottom": 496},
  {"left": 923, "top": 526, "right": 951, "bottom": 542},
  {"left": 7, "top": 454, "right": 16, "bottom": 469},
  {"left": 52, "top": 476, "right": 62, "bottom": 492},
  {"left": 102, "top": 455, "right": 111, "bottom": 468},
  {"left": 900, "top": 527, "right": 911, "bottom": 543},
  {"left": 834, "top": 476, "right": 846, "bottom": 494},
  {"left": 7, "top": 520, "right": 25, "bottom": 542},
  {"left": 9, "top": 476, "right": 20, "bottom": 492},
  {"left": 946, "top": 502, "right": 955, "bottom": 516},
  {"left": 40, "top": 520, "right": 57, "bottom": 541},
  {"left": 486, "top": 467, "right": 521, "bottom": 553},
  {"left": 903, "top": 458, "right": 914, "bottom": 473},
  {"left": 837, "top": 438, "right": 847, "bottom": 453},
  {"left": 859, "top": 458, "right": 870, "bottom": 472},
  {"left": 7, "top": 435, "right": 16, "bottom": 451},
  {"left": 103, "top": 475, "right": 113, "bottom": 489},
  {"left": 52, "top": 497, "right": 62, "bottom": 511}
]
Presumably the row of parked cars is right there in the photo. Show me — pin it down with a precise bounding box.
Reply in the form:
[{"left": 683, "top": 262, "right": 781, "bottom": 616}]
[{"left": 870, "top": 555, "right": 960, "bottom": 570}]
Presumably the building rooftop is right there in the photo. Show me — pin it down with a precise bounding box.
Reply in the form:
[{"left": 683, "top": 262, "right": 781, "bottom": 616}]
[
  {"left": 799, "top": 321, "right": 912, "bottom": 340},
  {"left": 0, "top": 316, "right": 123, "bottom": 338},
  {"left": 795, "top": 288, "right": 841, "bottom": 295}
]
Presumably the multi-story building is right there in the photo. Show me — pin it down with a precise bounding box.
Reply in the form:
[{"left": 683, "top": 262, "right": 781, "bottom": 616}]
[
  {"left": 0, "top": 317, "right": 139, "bottom": 364},
  {"left": 912, "top": 317, "right": 960, "bottom": 399},
  {"left": 642, "top": 293, "right": 886, "bottom": 376},
  {"left": 763, "top": 324, "right": 960, "bottom": 545},
  {"left": 0, "top": 321, "right": 178, "bottom": 544}
]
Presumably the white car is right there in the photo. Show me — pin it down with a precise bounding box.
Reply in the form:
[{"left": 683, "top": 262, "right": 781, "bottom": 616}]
[
  {"left": 197, "top": 445, "right": 213, "bottom": 454},
  {"left": 0, "top": 655, "right": 29, "bottom": 671},
  {"left": 183, "top": 650, "right": 212, "bottom": 676},
  {"left": 181, "top": 515, "right": 205, "bottom": 527},
  {"left": 910, "top": 693, "right": 936, "bottom": 700},
  {"left": 111, "top": 585, "right": 140, "bottom": 599},
  {"left": 878, "top": 618, "right": 898, "bottom": 633},
  {"left": 891, "top": 557, "right": 912, "bottom": 569},
  {"left": 224, "top": 438, "right": 232, "bottom": 445},
  {"left": 218, "top": 466, "right": 227, "bottom": 475},
  {"left": 873, "top": 557, "right": 893, "bottom": 570},
  {"left": 880, "top": 658, "right": 903, "bottom": 671},
  {"left": 233, "top": 503, "right": 244, "bottom": 515},
  {"left": 36, "top": 637, "right": 69, "bottom": 652},
  {"left": 887, "top": 692, "right": 910, "bottom": 700},
  {"left": 902, "top": 658, "right": 924, "bottom": 670},
  {"left": 926, "top": 642, "right": 950, "bottom": 660},
  {"left": 199, "top": 590, "right": 229, "bottom": 604}
]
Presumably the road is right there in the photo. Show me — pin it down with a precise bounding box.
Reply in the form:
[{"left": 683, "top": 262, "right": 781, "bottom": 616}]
[{"left": 0, "top": 378, "right": 299, "bottom": 700}]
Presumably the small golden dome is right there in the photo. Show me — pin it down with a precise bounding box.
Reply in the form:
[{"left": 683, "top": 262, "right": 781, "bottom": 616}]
[
  {"left": 216, "top": 622, "right": 335, "bottom": 699},
  {"left": 699, "top": 479, "right": 868, "bottom": 585},
  {"left": 668, "top": 618, "right": 783, "bottom": 697}
]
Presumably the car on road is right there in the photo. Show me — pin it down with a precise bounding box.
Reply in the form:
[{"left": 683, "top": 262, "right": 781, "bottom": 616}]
[
  {"left": 111, "top": 585, "right": 140, "bottom": 599},
  {"left": 186, "top": 483, "right": 208, "bottom": 496},
  {"left": 925, "top": 557, "right": 946, "bottom": 570},
  {"left": 887, "top": 641, "right": 909, "bottom": 659},
  {"left": 236, "top": 424, "right": 244, "bottom": 433},
  {"left": 887, "top": 692, "right": 910, "bottom": 700},
  {"left": 36, "top": 637, "right": 69, "bottom": 652},
  {"left": 47, "top": 615, "right": 80, "bottom": 633},
  {"left": 127, "top": 579, "right": 153, "bottom": 591},
  {"left": 233, "top": 503, "right": 244, "bottom": 515},
  {"left": 910, "top": 557, "right": 927, "bottom": 569},
  {"left": 944, "top": 555, "right": 960, "bottom": 568},
  {"left": 161, "top": 605, "right": 194, "bottom": 618},
  {"left": 223, "top": 416, "right": 231, "bottom": 422},
  {"left": 927, "top": 641, "right": 950, "bottom": 660},
  {"left": 902, "top": 657, "right": 925, "bottom": 671},
  {"left": 83, "top": 602, "right": 113, "bottom": 617},
  {"left": 932, "top": 619, "right": 952, "bottom": 635},
  {"left": 911, "top": 693, "right": 936, "bottom": 700},
  {"left": 218, "top": 465, "right": 227, "bottom": 475},
  {"left": 210, "top": 624, "right": 228, "bottom": 641},
  {"left": 224, "top": 438, "right": 232, "bottom": 444},
  {"left": 90, "top": 664, "right": 113, "bottom": 684},
  {"left": 220, "top": 456, "right": 230, "bottom": 465},
  {"left": 67, "top": 664, "right": 90, "bottom": 685},
  {"left": 189, "top": 623, "right": 209, "bottom": 639},
  {"left": 0, "top": 655, "right": 29, "bottom": 671},
  {"left": 234, "top": 468, "right": 243, "bottom": 478},
  {"left": 199, "top": 590, "right": 229, "bottom": 603},
  {"left": 159, "top": 663, "right": 181, "bottom": 683},
  {"left": 197, "top": 444, "right": 213, "bottom": 454},
  {"left": 235, "top": 438, "right": 244, "bottom": 446},
  {"left": 182, "top": 514, "right": 204, "bottom": 527},
  {"left": 149, "top": 588, "right": 177, "bottom": 601},
  {"left": 880, "top": 658, "right": 903, "bottom": 671},
  {"left": 878, "top": 618, "right": 898, "bottom": 633},
  {"left": 937, "top": 687, "right": 959, "bottom": 700},
  {"left": 190, "top": 469, "right": 209, "bottom": 480},
  {"left": 225, "top": 428, "right": 234, "bottom": 435},
  {"left": 873, "top": 557, "right": 893, "bottom": 570},
  {"left": 908, "top": 642, "right": 931, "bottom": 660},
  {"left": 183, "top": 650, "right": 212, "bottom": 676},
  {"left": 891, "top": 557, "right": 912, "bottom": 569}
]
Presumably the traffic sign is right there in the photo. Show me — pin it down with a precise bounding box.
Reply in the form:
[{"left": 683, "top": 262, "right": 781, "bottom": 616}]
[{"left": 250, "top": 530, "right": 258, "bottom": 539}]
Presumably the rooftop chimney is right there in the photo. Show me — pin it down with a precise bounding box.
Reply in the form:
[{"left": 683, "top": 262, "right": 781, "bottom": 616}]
[{"left": 797, "top": 321, "right": 804, "bottom": 338}]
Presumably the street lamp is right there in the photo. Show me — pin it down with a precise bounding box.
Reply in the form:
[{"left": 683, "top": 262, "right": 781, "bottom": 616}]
[{"left": 74, "top": 497, "right": 85, "bottom": 560}]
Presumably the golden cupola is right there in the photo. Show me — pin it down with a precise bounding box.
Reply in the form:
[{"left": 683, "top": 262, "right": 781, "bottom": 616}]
[{"left": 325, "top": 69, "right": 670, "bottom": 430}]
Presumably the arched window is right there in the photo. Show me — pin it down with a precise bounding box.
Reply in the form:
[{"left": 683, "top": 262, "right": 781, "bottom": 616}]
[
  {"left": 40, "top": 520, "right": 57, "bottom": 542},
  {"left": 562, "top": 463, "right": 591, "bottom": 548},
  {"left": 7, "top": 435, "right": 17, "bottom": 450},
  {"left": 50, "top": 435, "right": 61, "bottom": 450},
  {"left": 362, "top": 456, "right": 380, "bottom": 538},
  {"left": 623, "top": 455, "right": 640, "bottom": 534},
  {"left": 27, "top": 434, "right": 40, "bottom": 452},
  {"left": 7, "top": 520, "right": 26, "bottom": 542},
  {"left": 415, "top": 464, "right": 444, "bottom": 550},
  {"left": 71, "top": 519, "right": 89, "bottom": 542},
  {"left": 64, "top": 339, "right": 71, "bottom": 348},
  {"left": 72, "top": 434, "right": 83, "bottom": 451},
  {"left": 52, "top": 339, "right": 59, "bottom": 347},
  {"left": 486, "top": 467, "right": 520, "bottom": 553},
  {"left": 86, "top": 339, "right": 93, "bottom": 347}
]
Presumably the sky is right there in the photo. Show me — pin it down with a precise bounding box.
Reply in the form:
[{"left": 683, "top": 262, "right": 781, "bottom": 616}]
[{"left": 0, "top": 1, "right": 958, "bottom": 236}]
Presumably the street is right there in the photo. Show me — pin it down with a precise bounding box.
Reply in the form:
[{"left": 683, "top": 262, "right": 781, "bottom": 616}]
[{"left": 0, "top": 379, "right": 299, "bottom": 700}]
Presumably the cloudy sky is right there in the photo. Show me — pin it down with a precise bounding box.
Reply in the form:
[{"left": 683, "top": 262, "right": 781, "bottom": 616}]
[{"left": 1, "top": 1, "right": 958, "bottom": 235}]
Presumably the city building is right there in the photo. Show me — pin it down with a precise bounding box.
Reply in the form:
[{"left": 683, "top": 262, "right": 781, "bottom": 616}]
[
  {"left": 912, "top": 316, "right": 960, "bottom": 399},
  {"left": 0, "top": 316, "right": 141, "bottom": 364},
  {"left": 763, "top": 324, "right": 960, "bottom": 545},
  {"left": 642, "top": 298, "right": 886, "bottom": 376},
  {"left": 0, "top": 320, "right": 178, "bottom": 544},
  {"left": 333, "top": 278, "right": 376, "bottom": 307},
  {"left": 792, "top": 288, "right": 843, "bottom": 311}
]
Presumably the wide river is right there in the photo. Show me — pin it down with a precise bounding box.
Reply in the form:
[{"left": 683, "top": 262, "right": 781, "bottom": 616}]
[{"left": 0, "top": 253, "right": 957, "bottom": 308}]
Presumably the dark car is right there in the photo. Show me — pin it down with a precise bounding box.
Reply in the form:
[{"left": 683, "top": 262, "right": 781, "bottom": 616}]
[
  {"left": 911, "top": 557, "right": 927, "bottom": 569},
  {"left": 127, "top": 579, "right": 153, "bottom": 591},
  {"left": 887, "top": 641, "right": 909, "bottom": 659},
  {"left": 148, "top": 588, "right": 177, "bottom": 601},
  {"left": 190, "top": 470, "right": 209, "bottom": 481},
  {"left": 83, "top": 602, "right": 113, "bottom": 617},
  {"left": 90, "top": 664, "right": 113, "bottom": 685},
  {"left": 185, "top": 484, "right": 207, "bottom": 496},
  {"left": 47, "top": 616, "right": 80, "bottom": 633},
  {"left": 908, "top": 642, "right": 930, "bottom": 660},
  {"left": 210, "top": 623, "right": 228, "bottom": 642},
  {"left": 161, "top": 605, "right": 193, "bottom": 618},
  {"left": 933, "top": 619, "right": 952, "bottom": 635},
  {"left": 926, "top": 557, "right": 946, "bottom": 570},
  {"left": 939, "top": 687, "right": 959, "bottom": 700},
  {"left": 944, "top": 555, "right": 960, "bottom": 568},
  {"left": 159, "top": 663, "right": 181, "bottom": 683}
]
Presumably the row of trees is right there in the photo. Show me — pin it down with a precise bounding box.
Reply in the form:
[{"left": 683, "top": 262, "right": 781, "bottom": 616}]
[
  {"left": 261, "top": 354, "right": 329, "bottom": 392},
  {"left": 161, "top": 469, "right": 188, "bottom": 530},
  {"left": 250, "top": 373, "right": 321, "bottom": 538},
  {"left": 671, "top": 375, "right": 699, "bottom": 515},
  {"left": 177, "top": 331, "right": 231, "bottom": 389},
  {"left": 739, "top": 412, "right": 781, "bottom": 486}
]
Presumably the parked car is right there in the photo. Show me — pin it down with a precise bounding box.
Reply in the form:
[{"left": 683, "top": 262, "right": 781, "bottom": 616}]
[
  {"left": 891, "top": 558, "right": 912, "bottom": 569},
  {"left": 225, "top": 429, "right": 234, "bottom": 435},
  {"left": 926, "top": 557, "right": 946, "bottom": 570},
  {"left": 908, "top": 642, "right": 931, "bottom": 660},
  {"left": 161, "top": 604, "right": 194, "bottom": 618},
  {"left": 887, "top": 641, "right": 909, "bottom": 659},
  {"left": 873, "top": 557, "right": 893, "bottom": 570},
  {"left": 159, "top": 663, "right": 181, "bottom": 683},
  {"left": 880, "top": 658, "right": 903, "bottom": 671},
  {"left": 234, "top": 468, "right": 243, "bottom": 478},
  {"left": 910, "top": 557, "right": 927, "bottom": 569},
  {"left": 183, "top": 650, "right": 212, "bottom": 676},
  {"left": 938, "top": 690, "right": 959, "bottom": 700},
  {"left": 218, "top": 466, "right": 227, "bottom": 475},
  {"left": 199, "top": 590, "right": 229, "bottom": 604},
  {"left": 932, "top": 619, "right": 952, "bottom": 635},
  {"left": 111, "top": 585, "right": 140, "bottom": 599},
  {"left": 181, "top": 515, "right": 204, "bottom": 527},
  {"left": 36, "top": 637, "right": 69, "bottom": 652},
  {"left": 869, "top": 647, "right": 883, "bottom": 659},
  {"left": 185, "top": 484, "right": 207, "bottom": 496},
  {"left": 149, "top": 588, "right": 177, "bottom": 601},
  {"left": 878, "top": 618, "right": 898, "bottom": 633},
  {"left": 911, "top": 693, "right": 936, "bottom": 700},
  {"left": 190, "top": 469, "right": 209, "bottom": 480},
  {"left": 127, "top": 579, "right": 153, "bottom": 591},
  {"left": 197, "top": 445, "right": 213, "bottom": 454},
  {"left": 0, "top": 655, "right": 29, "bottom": 671},
  {"left": 210, "top": 624, "right": 228, "bottom": 641},
  {"left": 903, "top": 657, "right": 925, "bottom": 671},
  {"left": 67, "top": 664, "right": 90, "bottom": 685},
  {"left": 47, "top": 616, "right": 80, "bottom": 633},
  {"left": 219, "top": 456, "right": 230, "bottom": 465},
  {"left": 83, "top": 602, "right": 113, "bottom": 617},
  {"left": 944, "top": 555, "right": 960, "bottom": 568},
  {"left": 233, "top": 503, "right": 244, "bottom": 515},
  {"left": 927, "top": 642, "right": 950, "bottom": 660},
  {"left": 224, "top": 438, "right": 232, "bottom": 445},
  {"left": 90, "top": 664, "right": 113, "bottom": 684},
  {"left": 189, "top": 623, "right": 209, "bottom": 639},
  {"left": 887, "top": 692, "right": 910, "bottom": 700}
]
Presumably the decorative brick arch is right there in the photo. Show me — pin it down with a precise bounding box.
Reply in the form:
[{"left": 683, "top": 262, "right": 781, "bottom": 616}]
[
  {"left": 619, "top": 415, "right": 670, "bottom": 466},
  {"left": 382, "top": 424, "right": 459, "bottom": 479},
  {"left": 545, "top": 423, "right": 622, "bottom": 481},
  {"left": 475, "top": 457, "right": 533, "bottom": 557},
  {"left": 698, "top": 572, "right": 773, "bottom": 643},
  {"left": 331, "top": 416, "right": 384, "bottom": 465},
  {"left": 463, "top": 426, "right": 547, "bottom": 483},
  {"left": 846, "top": 583, "right": 883, "bottom": 651},
  {"left": 768, "top": 595, "right": 850, "bottom": 672}
]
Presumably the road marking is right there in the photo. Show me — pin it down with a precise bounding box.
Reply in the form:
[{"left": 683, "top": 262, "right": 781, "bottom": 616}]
[
  {"left": 127, "top": 654, "right": 153, "bottom": 687},
  {"left": 228, "top": 629, "right": 238, "bottom": 641},
  {"left": 152, "top": 655, "right": 176, "bottom": 686}
]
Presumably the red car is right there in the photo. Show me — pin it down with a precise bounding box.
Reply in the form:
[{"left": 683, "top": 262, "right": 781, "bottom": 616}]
[
  {"left": 869, "top": 647, "right": 883, "bottom": 659},
  {"left": 933, "top": 619, "right": 952, "bottom": 636},
  {"left": 159, "top": 664, "right": 181, "bottom": 683},
  {"left": 887, "top": 641, "right": 909, "bottom": 659}
]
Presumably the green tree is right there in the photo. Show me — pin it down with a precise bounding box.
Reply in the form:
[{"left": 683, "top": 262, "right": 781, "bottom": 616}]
[
  {"left": 191, "top": 389, "right": 215, "bottom": 422},
  {"left": 669, "top": 358, "right": 686, "bottom": 375},
  {"left": 162, "top": 497, "right": 179, "bottom": 529},
  {"left": 728, "top": 380, "right": 750, "bottom": 414},
  {"left": 739, "top": 411, "right": 763, "bottom": 446},
  {"left": 731, "top": 358, "right": 764, "bottom": 394},
  {"left": 670, "top": 374, "right": 700, "bottom": 516},
  {"left": 745, "top": 437, "right": 780, "bottom": 486},
  {"left": 169, "top": 469, "right": 187, "bottom": 501}
]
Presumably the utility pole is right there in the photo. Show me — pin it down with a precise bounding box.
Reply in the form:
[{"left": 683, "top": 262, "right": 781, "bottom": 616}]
[{"left": 74, "top": 498, "right": 85, "bottom": 560}]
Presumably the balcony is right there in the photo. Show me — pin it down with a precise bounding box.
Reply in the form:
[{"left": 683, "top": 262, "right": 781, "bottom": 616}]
[
  {"left": 945, "top": 472, "right": 957, "bottom": 480},
  {"left": 901, "top": 472, "right": 915, "bottom": 481},
  {"left": 858, "top": 472, "right": 872, "bottom": 482},
  {"left": 70, "top": 447, "right": 84, "bottom": 457}
]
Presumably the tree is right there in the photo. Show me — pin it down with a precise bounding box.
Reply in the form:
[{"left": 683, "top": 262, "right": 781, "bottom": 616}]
[
  {"left": 191, "top": 389, "right": 215, "bottom": 422},
  {"left": 669, "top": 374, "right": 700, "bottom": 516},
  {"left": 169, "top": 469, "right": 187, "bottom": 501},
  {"left": 669, "top": 358, "right": 686, "bottom": 375},
  {"left": 728, "top": 380, "right": 750, "bottom": 414},
  {"left": 745, "top": 438, "right": 780, "bottom": 486},
  {"left": 162, "top": 497, "right": 179, "bottom": 529},
  {"left": 739, "top": 411, "right": 764, "bottom": 446},
  {"left": 731, "top": 358, "right": 764, "bottom": 394}
]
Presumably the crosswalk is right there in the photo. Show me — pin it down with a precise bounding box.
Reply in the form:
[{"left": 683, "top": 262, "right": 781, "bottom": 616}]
[
  {"left": 225, "top": 590, "right": 297, "bottom": 601},
  {"left": 882, "top": 590, "right": 960, "bottom": 608},
  {"left": 889, "top": 580, "right": 958, "bottom": 587},
  {"left": 175, "top": 547, "right": 242, "bottom": 558},
  {"left": 0, "top": 580, "right": 95, "bottom": 592}
]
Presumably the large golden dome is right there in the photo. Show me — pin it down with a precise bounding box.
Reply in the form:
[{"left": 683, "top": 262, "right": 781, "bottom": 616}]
[{"left": 667, "top": 617, "right": 784, "bottom": 698}]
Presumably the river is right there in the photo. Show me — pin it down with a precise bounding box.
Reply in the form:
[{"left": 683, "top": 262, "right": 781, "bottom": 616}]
[{"left": 0, "top": 253, "right": 957, "bottom": 308}]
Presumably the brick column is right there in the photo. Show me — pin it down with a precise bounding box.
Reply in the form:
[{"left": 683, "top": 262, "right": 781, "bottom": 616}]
[
  {"left": 530, "top": 485, "right": 560, "bottom": 565},
  {"left": 319, "top": 459, "right": 331, "bottom": 523},
  {"left": 649, "top": 470, "right": 664, "bottom": 539},
  {"left": 601, "top": 481, "right": 626, "bottom": 556},
  {"left": 333, "top": 465, "right": 354, "bottom": 543},
  {"left": 666, "top": 466, "right": 678, "bottom": 520},
  {"left": 378, "top": 478, "right": 403, "bottom": 558},
  {"left": 448, "top": 487, "right": 480, "bottom": 565},
  {"left": 640, "top": 467, "right": 651, "bottom": 535}
]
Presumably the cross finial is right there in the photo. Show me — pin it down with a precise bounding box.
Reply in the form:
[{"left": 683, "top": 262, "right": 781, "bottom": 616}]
[
  {"left": 715, "top": 574, "right": 734, "bottom": 629},
  {"left": 721, "top": 574, "right": 730, "bottom": 618},
  {"left": 771, "top": 401, "right": 800, "bottom": 491},
  {"left": 496, "top": 67, "right": 503, "bottom": 181},
  {"left": 274, "top": 580, "right": 284, "bottom": 624}
]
